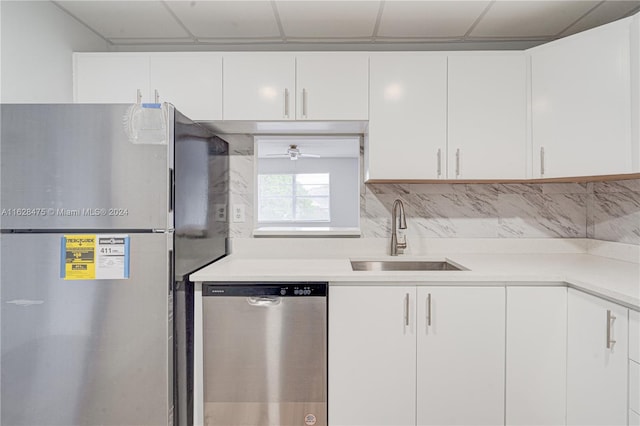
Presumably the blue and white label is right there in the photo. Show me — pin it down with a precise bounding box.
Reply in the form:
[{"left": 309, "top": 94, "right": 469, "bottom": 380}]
[{"left": 95, "top": 234, "right": 130, "bottom": 279}]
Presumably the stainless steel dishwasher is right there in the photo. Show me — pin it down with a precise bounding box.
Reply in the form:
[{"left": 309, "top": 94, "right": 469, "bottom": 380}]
[{"left": 201, "top": 282, "right": 327, "bottom": 426}]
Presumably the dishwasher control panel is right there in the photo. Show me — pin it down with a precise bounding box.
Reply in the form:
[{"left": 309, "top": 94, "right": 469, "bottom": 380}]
[{"left": 202, "top": 282, "right": 327, "bottom": 297}]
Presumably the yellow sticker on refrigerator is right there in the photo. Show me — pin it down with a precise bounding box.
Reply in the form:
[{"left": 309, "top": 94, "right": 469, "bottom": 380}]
[{"left": 61, "top": 234, "right": 130, "bottom": 280}]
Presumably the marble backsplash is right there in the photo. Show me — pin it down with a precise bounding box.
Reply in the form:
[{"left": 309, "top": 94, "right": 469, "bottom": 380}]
[{"left": 226, "top": 135, "right": 640, "bottom": 245}]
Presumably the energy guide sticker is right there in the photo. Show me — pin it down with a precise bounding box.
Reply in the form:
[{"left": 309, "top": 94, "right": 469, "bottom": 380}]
[{"left": 61, "top": 234, "right": 130, "bottom": 280}]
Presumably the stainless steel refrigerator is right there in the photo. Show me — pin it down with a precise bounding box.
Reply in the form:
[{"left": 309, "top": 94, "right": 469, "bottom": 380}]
[{"left": 0, "top": 103, "right": 229, "bottom": 426}]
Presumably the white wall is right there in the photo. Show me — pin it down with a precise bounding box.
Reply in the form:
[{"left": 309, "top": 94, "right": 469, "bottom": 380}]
[{"left": 1, "top": 0, "right": 108, "bottom": 103}]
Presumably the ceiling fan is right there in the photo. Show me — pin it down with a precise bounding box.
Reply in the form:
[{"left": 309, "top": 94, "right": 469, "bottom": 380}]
[{"left": 266, "top": 144, "right": 321, "bottom": 161}]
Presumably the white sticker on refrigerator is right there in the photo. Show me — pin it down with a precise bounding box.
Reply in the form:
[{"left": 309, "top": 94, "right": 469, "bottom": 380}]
[{"left": 61, "top": 234, "right": 130, "bottom": 280}]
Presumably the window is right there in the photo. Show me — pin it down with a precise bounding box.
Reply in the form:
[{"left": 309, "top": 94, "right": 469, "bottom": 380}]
[
  {"left": 254, "top": 135, "right": 360, "bottom": 236},
  {"left": 258, "top": 173, "right": 330, "bottom": 222}
]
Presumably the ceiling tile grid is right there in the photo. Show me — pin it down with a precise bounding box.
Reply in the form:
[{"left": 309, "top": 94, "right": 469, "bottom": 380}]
[{"left": 52, "top": 0, "right": 640, "bottom": 48}]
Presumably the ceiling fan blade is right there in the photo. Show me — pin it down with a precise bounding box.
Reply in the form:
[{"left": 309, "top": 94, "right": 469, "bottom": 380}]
[{"left": 299, "top": 153, "right": 321, "bottom": 158}]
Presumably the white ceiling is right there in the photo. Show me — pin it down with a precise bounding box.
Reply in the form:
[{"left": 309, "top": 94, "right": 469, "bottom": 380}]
[
  {"left": 257, "top": 136, "right": 360, "bottom": 158},
  {"left": 52, "top": 0, "right": 640, "bottom": 50}
]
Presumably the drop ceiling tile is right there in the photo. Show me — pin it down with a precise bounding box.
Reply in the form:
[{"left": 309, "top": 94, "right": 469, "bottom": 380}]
[
  {"left": 377, "top": 1, "right": 491, "bottom": 38},
  {"left": 276, "top": 1, "right": 380, "bottom": 38},
  {"left": 560, "top": 1, "right": 640, "bottom": 36},
  {"left": 56, "top": 1, "right": 189, "bottom": 39},
  {"left": 166, "top": 1, "right": 281, "bottom": 38},
  {"left": 470, "top": 1, "right": 601, "bottom": 38}
]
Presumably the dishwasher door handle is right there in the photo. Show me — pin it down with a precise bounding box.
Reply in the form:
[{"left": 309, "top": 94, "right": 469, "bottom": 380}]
[{"left": 246, "top": 296, "right": 281, "bottom": 307}]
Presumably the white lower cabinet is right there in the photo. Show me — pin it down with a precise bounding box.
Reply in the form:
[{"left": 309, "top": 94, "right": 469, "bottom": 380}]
[
  {"left": 631, "top": 310, "right": 640, "bottom": 425},
  {"left": 329, "top": 284, "right": 505, "bottom": 426},
  {"left": 567, "top": 288, "right": 629, "bottom": 426},
  {"left": 416, "top": 287, "right": 505, "bottom": 425},
  {"left": 329, "top": 285, "right": 416, "bottom": 426},
  {"left": 506, "top": 287, "right": 567, "bottom": 425}
]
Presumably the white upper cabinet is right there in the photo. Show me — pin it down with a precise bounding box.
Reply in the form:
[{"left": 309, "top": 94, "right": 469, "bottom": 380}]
[
  {"left": 632, "top": 13, "right": 640, "bottom": 173},
  {"left": 149, "top": 54, "right": 222, "bottom": 121},
  {"left": 74, "top": 54, "right": 149, "bottom": 104},
  {"left": 530, "top": 17, "right": 633, "bottom": 178},
  {"left": 567, "top": 289, "right": 628, "bottom": 426},
  {"left": 223, "top": 54, "right": 295, "bottom": 121},
  {"left": 368, "top": 54, "right": 447, "bottom": 180},
  {"left": 448, "top": 54, "right": 528, "bottom": 180},
  {"left": 74, "top": 53, "right": 223, "bottom": 120},
  {"left": 223, "top": 53, "right": 368, "bottom": 121},
  {"left": 295, "top": 54, "right": 369, "bottom": 120}
]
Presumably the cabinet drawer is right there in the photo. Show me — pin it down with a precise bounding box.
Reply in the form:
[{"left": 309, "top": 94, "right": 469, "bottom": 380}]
[
  {"left": 632, "top": 360, "right": 640, "bottom": 415},
  {"left": 631, "top": 310, "right": 640, "bottom": 363}
]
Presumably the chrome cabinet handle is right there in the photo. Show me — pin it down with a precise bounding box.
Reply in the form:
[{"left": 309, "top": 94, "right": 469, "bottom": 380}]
[
  {"left": 404, "top": 293, "right": 410, "bottom": 327},
  {"left": 455, "top": 149, "right": 461, "bottom": 178},
  {"left": 437, "top": 149, "right": 442, "bottom": 178},
  {"left": 154, "top": 89, "right": 160, "bottom": 104},
  {"left": 540, "top": 147, "right": 545, "bottom": 177},
  {"left": 426, "top": 293, "right": 432, "bottom": 327},
  {"left": 136, "top": 89, "right": 142, "bottom": 104},
  {"left": 284, "top": 88, "right": 290, "bottom": 118},
  {"left": 606, "top": 310, "right": 616, "bottom": 349},
  {"left": 302, "top": 88, "right": 308, "bottom": 118}
]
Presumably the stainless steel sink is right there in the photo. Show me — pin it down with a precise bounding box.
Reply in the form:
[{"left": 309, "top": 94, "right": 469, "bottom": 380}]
[{"left": 350, "top": 260, "right": 467, "bottom": 272}]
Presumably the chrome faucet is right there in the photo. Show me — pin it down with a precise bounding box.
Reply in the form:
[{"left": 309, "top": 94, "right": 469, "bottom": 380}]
[{"left": 390, "top": 199, "right": 407, "bottom": 256}]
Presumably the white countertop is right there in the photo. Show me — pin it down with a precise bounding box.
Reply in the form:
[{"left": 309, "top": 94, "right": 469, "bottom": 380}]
[{"left": 191, "top": 247, "right": 640, "bottom": 310}]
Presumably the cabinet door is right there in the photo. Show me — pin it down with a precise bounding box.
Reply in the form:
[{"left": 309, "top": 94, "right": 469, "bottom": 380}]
[
  {"left": 223, "top": 54, "right": 295, "bottom": 120},
  {"left": 416, "top": 286, "right": 505, "bottom": 426},
  {"left": 567, "top": 289, "right": 628, "bottom": 426},
  {"left": 150, "top": 54, "right": 222, "bottom": 121},
  {"left": 368, "top": 55, "right": 447, "bottom": 180},
  {"left": 74, "top": 53, "right": 149, "bottom": 103},
  {"left": 531, "top": 19, "right": 632, "bottom": 178},
  {"left": 448, "top": 54, "right": 527, "bottom": 179},
  {"left": 296, "top": 55, "right": 369, "bottom": 120},
  {"left": 329, "top": 286, "right": 416, "bottom": 426},
  {"left": 506, "top": 287, "right": 567, "bottom": 425}
]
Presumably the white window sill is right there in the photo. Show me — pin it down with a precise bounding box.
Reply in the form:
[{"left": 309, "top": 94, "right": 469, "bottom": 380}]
[{"left": 252, "top": 227, "right": 361, "bottom": 237}]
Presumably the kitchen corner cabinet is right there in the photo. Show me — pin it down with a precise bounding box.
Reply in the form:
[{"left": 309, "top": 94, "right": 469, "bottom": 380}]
[
  {"left": 73, "top": 53, "right": 223, "bottom": 121},
  {"left": 296, "top": 55, "right": 368, "bottom": 120},
  {"left": 368, "top": 54, "right": 447, "bottom": 180},
  {"left": 506, "top": 287, "right": 567, "bottom": 425},
  {"left": 447, "top": 54, "right": 527, "bottom": 180},
  {"left": 223, "top": 54, "right": 295, "bottom": 121},
  {"left": 530, "top": 18, "right": 633, "bottom": 178},
  {"left": 567, "top": 288, "right": 628, "bottom": 426},
  {"left": 329, "top": 284, "right": 505, "bottom": 426}
]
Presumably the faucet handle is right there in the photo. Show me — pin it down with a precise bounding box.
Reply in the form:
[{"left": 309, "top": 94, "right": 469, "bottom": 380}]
[{"left": 397, "top": 234, "right": 407, "bottom": 251}]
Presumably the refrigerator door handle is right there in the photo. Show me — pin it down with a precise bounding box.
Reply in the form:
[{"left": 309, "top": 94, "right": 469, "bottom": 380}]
[
  {"left": 168, "top": 249, "right": 174, "bottom": 296},
  {"left": 169, "top": 168, "right": 175, "bottom": 213}
]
